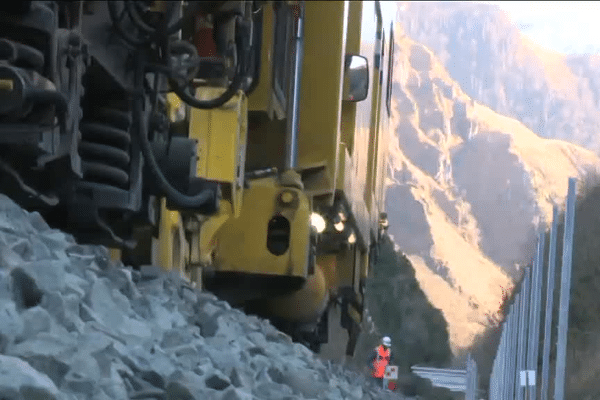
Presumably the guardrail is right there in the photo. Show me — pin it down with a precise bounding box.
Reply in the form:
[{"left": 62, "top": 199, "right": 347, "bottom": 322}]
[
  {"left": 488, "top": 177, "right": 577, "bottom": 400},
  {"left": 411, "top": 353, "right": 478, "bottom": 399}
]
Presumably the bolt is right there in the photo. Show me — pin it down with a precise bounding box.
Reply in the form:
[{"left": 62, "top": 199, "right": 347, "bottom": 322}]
[{"left": 281, "top": 191, "right": 294, "bottom": 204}]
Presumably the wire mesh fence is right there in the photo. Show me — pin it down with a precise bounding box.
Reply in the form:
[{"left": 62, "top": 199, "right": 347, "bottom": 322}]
[{"left": 488, "top": 177, "right": 577, "bottom": 400}]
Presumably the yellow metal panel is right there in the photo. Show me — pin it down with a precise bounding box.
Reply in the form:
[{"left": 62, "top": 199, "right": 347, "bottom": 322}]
[
  {"left": 108, "top": 248, "right": 121, "bottom": 262},
  {"left": 356, "top": 248, "right": 368, "bottom": 289},
  {"left": 297, "top": 1, "right": 348, "bottom": 193},
  {"left": 338, "top": 1, "right": 362, "bottom": 155},
  {"left": 261, "top": 264, "right": 328, "bottom": 322},
  {"left": 156, "top": 198, "right": 188, "bottom": 275},
  {"left": 364, "top": 19, "right": 384, "bottom": 212},
  {"left": 318, "top": 253, "right": 338, "bottom": 293},
  {"left": 361, "top": 247, "right": 370, "bottom": 281},
  {"left": 346, "top": 1, "right": 363, "bottom": 54},
  {"left": 212, "top": 177, "right": 310, "bottom": 278},
  {"left": 348, "top": 303, "right": 362, "bottom": 324},
  {"left": 190, "top": 88, "right": 244, "bottom": 182},
  {"left": 197, "top": 200, "right": 233, "bottom": 266},
  {"left": 165, "top": 92, "right": 184, "bottom": 123},
  {"left": 336, "top": 143, "right": 349, "bottom": 191},
  {"left": 336, "top": 246, "right": 355, "bottom": 287},
  {"left": 333, "top": 0, "right": 381, "bottom": 249},
  {"left": 188, "top": 87, "right": 247, "bottom": 217}
]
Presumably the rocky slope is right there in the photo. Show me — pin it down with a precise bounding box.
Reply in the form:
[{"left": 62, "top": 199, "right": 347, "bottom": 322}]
[
  {"left": 0, "top": 194, "right": 405, "bottom": 400},
  {"left": 395, "top": 1, "right": 600, "bottom": 152},
  {"left": 385, "top": 24, "right": 600, "bottom": 354},
  {"left": 352, "top": 235, "right": 455, "bottom": 400}
]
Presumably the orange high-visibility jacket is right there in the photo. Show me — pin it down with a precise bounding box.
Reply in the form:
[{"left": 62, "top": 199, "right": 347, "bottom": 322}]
[{"left": 371, "top": 345, "right": 391, "bottom": 378}]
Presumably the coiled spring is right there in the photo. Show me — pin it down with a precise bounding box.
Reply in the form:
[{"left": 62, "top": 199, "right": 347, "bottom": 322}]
[{"left": 78, "top": 107, "right": 131, "bottom": 190}]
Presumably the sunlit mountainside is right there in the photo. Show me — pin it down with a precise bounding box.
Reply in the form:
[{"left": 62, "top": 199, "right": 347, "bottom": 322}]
[
  {"left": 384, "top": 21, "right": 600, "bottom": 355},
  {"left": 395, "top": 1, "right": 600, "bottom": 153}
]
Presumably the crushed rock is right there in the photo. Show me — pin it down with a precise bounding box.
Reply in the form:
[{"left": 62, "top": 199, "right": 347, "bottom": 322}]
[{"left": 0, "top": 194, "right": 405, "bottom": 400}]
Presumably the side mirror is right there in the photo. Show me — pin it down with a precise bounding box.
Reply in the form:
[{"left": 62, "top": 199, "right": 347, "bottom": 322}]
[{"left": 342, "top": 54, "right": 369, "bottom": 102}]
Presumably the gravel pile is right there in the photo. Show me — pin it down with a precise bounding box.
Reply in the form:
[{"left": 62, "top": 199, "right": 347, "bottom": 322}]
[{"left": 0, "top": 195, "right": 406, "bottom": 400}]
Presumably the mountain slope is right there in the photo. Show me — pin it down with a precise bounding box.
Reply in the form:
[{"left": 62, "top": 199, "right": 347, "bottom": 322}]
[
  {"left": 395, "top": 1, "right": 600, "bottom": 152},
  {"left": 385, "top": 26, "right": 600, "bottom": 354}
]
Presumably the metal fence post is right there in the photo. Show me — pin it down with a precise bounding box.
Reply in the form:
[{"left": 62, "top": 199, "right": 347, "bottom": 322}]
[
  {"left": 496, "top": 324, "right": 507, "bottom": 400},
  {"left": 508, "top": 303, "right": 518, "bottom": 400},
  {"left": 541, "top": 205, "right": 559, "bottom": 400},
  {"left": 516, "top": 268, "right": 531, "bottom": 400},
  {"left": 509, "top": 296, "right": 519, "bottom": 400},
  {"left": 466, "top": 353, "right": 474, "bottom": 400},
  {"left": 501, "top": 320, "right": 508, "bottom": 399},
  {"left": 526, "top": 229, "right": 546, "bottom": 399},
  {"left": 554, "top": 177, "right": 577, "bottom": 400},
  {"left": 490, "top": 342, "right": 498, "bottom": 399}
]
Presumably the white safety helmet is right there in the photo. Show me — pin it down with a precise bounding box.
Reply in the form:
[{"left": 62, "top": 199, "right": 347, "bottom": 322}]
[{"left": 382, "top": 336, "right": 391, "bottom": 347}]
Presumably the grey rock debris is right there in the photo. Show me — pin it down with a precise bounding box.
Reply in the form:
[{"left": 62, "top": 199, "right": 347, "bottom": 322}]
[{"left": 0, "top": 194, "right": 405, "bottom": 400}]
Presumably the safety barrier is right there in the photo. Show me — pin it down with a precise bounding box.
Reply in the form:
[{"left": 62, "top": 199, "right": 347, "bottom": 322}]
[
  {"left": 411, "top": 353, "right": 478, "bottom": 399},
  {"left": 488, "top": 177, "right": 577, "bottom": 400}
]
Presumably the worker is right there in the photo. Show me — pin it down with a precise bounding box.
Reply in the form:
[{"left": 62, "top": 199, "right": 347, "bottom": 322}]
[{"left": 367, "top": 336, "right": 395, "bottom": 388}]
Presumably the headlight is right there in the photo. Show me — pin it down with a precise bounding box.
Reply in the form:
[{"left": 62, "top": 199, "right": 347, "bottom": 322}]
[
  {"left": 348, "top": 232, "right": 356, "bottom": 244},
  {"left": 334, "top": 220, "right": 345, "bottom": 232},
  {"left": 310, "top": 212, "right": 326, "bottom": 233}
]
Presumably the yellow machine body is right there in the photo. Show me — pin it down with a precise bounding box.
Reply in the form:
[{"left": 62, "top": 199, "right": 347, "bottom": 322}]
[
  {"left": 152, "top": 0, "right": 395, "bottom": 354},
  {"left": 189, "top": 87, "right": 248, "bottom": 218},
  {"left": 211, "top": 176, "right": 311, "bottom": 278},
  {"left": 261, "top": 264, "right": 329, "bottom": 323}
]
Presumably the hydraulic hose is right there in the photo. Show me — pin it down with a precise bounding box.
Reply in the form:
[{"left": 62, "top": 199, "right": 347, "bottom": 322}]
[
  {"left": 169, "top": 36, "right": 245, "bottom": 110},
  {"left": 168, "top": 13, "right": 252, "bottom": 110},
  {"left": 107, "top": 1, "right": 148, "bottom": 47},
  {"left": 134, "top": 60, "right": 220, "bottom": 210},
  {"left": 169, "top": 40, "right": 202, "bottom": 80},
  {"left": 171, "top": 73, "right": 243, "bottom": 110},
  {"left": 108, "top": 1, "right": 184, "bottom": 47},
  {"left": 0, "top": 38, "right": 44, "bottom": 70},
  {"left": 125, "top": 1, "right": 183, "bottom": 36},
  {"left": 245, "top": 4, "right": 263, "bottom": 95},
  {"left": 27, "top": 89, "right": 68, "bottom": 113}
]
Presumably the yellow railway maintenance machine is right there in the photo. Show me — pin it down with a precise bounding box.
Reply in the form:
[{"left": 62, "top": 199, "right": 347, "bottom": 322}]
[
  {"left": 0, "top": 0, "right": 394, "bottom": 355},
  {"left": 176, "top": 0, "right": 396, "bottom": 354}
]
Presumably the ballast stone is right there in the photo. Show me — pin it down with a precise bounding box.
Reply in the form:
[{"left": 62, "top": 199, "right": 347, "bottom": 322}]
[
  {"left": 0, "top": 354, "right": 60, "bottom": 400},
  {"left": 0, "top": 193, "right": 409, "bottom": 400}
]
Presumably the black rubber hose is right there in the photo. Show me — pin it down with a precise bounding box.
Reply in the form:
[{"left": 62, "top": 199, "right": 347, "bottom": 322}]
[
  {"left": 245, "top": 4, "right": 263, "bottom": 95},
  {"left": 27, "top": 89, "right": 68, "bottom": 113},
  {"left": 169, "top": 18, "right": 247, "bottom": 110},
  {"left": 164, "top": 10, "right": 252, "bottom": 110},
  {"left": 170, "top": 71, "right": 243, "bottom": 110},
  {"left": 0, "top": 39, "right": 44, "bottom": 70},
  {"left": 107, "top": 1, "right": 149, "bottom": 47},
  {"left": 125, "top": 0, "right": 183, "bottom": 36},
  {"left": 134, "top": 61, "right": 219, "bottom": 209},
  {"left": 169, "top": 40, "right": 202, "bottom": 80}
]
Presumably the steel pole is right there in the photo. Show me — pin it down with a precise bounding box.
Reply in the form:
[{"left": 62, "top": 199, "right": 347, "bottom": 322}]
[
  {"left": 516, "top": 268, "right": 531, "bottom": 400},
  {"left": 284, "top": 3, "right": 304, "bottom": 170},
  {"left": 526, "top": 230, "right": 546, "bottom": 399},
  {"left": 554, "top": 177, "right": 577, "bottom": 400},
  {"left": 508, "top": 297, "right": 519, "bottom": 400},
  {"left": 541, "top": 206, "right": 559, "bottom": 400}
]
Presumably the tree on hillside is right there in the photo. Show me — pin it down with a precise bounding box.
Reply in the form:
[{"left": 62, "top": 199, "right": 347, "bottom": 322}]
[{"left": 353, "top": 234, "right": 455, "bottom": 398}]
